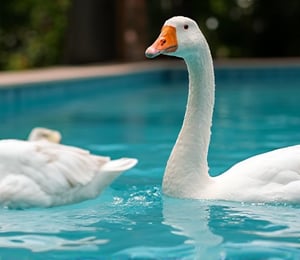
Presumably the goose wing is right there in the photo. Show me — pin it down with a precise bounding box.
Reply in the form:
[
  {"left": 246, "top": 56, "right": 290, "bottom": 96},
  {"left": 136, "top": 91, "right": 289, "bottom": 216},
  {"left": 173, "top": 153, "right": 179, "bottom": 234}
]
[
  {"left": 0, "top": 139, "right": 108, "bottom": 194},
  {"left": 216, "top": 145, "right": 300, "bottom": 202}
]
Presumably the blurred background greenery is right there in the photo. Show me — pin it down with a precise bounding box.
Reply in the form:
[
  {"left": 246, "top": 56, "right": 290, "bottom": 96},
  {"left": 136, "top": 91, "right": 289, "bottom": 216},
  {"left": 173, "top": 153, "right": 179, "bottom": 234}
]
[{"left": 0, "top": 0, "right": 299, "bottom": 70}]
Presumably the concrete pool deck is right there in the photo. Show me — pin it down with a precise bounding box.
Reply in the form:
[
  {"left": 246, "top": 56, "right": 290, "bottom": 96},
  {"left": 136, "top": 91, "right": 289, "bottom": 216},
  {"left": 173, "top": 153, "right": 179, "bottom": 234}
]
[
  {"left": 0, "top": 61, "right": 183, "bottom": 87},
  {"left": 0, "top": 59, "right": 300, "bottom": 87}
]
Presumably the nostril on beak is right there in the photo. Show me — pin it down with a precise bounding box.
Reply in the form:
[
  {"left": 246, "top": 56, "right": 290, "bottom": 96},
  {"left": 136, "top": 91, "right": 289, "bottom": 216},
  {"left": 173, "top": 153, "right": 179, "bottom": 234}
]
[{"left": 160, "top": 38, "right": 167, "bottom": 46}]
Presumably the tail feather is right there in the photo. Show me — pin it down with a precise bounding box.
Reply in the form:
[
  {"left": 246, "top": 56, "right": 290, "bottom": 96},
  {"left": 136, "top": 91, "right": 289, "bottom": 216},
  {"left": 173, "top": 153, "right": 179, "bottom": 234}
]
[{"left": 101, "top": 158, "right": 138, "bottom": 173}]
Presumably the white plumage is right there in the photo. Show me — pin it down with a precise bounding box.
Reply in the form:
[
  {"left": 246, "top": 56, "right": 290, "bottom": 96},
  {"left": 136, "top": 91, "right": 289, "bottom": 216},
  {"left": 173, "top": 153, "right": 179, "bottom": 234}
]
[
  {"left": 27, "top": 127, "right": 62, "bottom": 143},
  {"left": 146, "top": 16, "right": 300, "bottom": 203},
  {"left": 0, "top": 128, "right": 137, "bottom": 208}
]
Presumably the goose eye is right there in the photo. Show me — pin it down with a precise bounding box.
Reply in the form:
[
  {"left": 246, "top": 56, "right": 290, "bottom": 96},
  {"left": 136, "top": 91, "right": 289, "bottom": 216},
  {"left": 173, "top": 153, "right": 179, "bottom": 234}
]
[{"left": 184, "top": 24, "right": 189, "bottom": 30}]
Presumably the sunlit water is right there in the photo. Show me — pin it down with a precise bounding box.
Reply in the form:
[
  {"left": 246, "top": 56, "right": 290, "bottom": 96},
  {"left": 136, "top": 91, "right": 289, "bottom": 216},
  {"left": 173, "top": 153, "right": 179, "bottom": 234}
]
[{"left": 0, "top": 66, "right": 300, "bottom": 259}]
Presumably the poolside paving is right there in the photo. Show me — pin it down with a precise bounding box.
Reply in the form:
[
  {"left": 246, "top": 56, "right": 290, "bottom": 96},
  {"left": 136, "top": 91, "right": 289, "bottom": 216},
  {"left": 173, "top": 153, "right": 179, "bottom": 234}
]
[
  {"left": 0, "top": 59, "right": 299, "bottom": 87},
  {"left": 0, "top": 62, "right": 180, "bottom": 87}
]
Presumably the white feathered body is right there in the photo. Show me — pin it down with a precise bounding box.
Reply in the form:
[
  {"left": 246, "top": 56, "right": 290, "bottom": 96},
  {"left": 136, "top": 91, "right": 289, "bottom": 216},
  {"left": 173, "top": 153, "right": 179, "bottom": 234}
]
[
  {"left": 209, "top": 145, "right": 300, "bottom": 202},
  {"left": 0, "top": 139, "right": 137, "bottom": 208}
]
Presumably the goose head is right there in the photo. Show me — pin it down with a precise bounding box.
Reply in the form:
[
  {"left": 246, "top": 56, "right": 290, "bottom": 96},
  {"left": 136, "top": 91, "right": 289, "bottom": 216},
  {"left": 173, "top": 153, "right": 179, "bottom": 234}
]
[
  {"left": 145, "top": 16, "right": 206, "bottom": 59},
  {"left": 28, "top": 127, "right": 62, "bottom": 143}
]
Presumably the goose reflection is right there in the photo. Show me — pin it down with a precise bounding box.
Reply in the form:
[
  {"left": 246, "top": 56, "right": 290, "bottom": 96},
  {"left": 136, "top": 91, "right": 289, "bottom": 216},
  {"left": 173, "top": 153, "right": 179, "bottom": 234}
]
[
  {"left": 0, "top": 188, "right": 299, "bottom": 258},
  {"left": 162, "top": 198, "right": 300, "bottom": 259},
  {"left": 162, "top": 197, "right": 223, "bottom": 258}
]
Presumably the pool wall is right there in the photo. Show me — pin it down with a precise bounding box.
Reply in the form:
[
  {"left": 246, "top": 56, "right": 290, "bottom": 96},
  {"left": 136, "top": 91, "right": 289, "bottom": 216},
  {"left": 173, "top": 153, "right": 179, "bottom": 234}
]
[{"left": 1, "top": 60, "right": 300, "bottom": 120}]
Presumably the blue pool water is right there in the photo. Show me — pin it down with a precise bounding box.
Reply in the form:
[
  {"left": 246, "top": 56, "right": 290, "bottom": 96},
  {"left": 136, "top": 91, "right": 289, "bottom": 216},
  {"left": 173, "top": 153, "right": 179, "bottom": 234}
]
[{"left": 0, "top": 64, "right": 300, "bottom": 259}]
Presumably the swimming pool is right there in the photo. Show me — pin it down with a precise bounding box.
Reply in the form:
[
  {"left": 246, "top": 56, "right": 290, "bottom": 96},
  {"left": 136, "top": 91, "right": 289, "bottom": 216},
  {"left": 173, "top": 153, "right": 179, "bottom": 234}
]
[{"left": 0, "top": 62, "right": 300, "bottom": 259}]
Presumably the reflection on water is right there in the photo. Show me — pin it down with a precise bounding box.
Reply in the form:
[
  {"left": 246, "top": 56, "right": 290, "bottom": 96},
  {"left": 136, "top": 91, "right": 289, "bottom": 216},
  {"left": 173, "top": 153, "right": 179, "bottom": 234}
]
[
  {"left": 0, "top": 183, "right": 299, "bottom": 259},
  {"left": 162, "top": 198, "right": 223, "bottom": 259},
  {"left": 0, "top": 192, "right": 112, "bottom": 254},
  {"left": 0, "top": 235, "right": 107, "bottom": 253},
  {"left": 163, "top": 198, "right": 300, "bottom": 259}
]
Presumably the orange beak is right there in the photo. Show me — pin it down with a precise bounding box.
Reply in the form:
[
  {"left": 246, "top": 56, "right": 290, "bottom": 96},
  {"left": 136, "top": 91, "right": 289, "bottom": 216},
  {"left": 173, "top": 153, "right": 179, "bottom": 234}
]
[{"left": 145, "top": 25, "right": 178, "bottom": 58}]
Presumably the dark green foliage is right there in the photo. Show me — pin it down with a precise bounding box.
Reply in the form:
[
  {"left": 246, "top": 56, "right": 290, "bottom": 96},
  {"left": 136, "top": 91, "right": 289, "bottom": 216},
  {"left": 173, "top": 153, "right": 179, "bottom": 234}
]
[
  {"left": 0, "top": 0, "right": 70, "bottom": 70},
  {"left": 0, "top": 0, "right": 299, "bottom": 70}
]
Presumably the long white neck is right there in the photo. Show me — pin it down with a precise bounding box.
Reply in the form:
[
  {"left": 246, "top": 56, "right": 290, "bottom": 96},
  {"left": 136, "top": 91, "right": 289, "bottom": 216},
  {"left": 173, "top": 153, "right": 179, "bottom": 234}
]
[{"left": 163, "top": 44, "right": 215, "bottom": 198}]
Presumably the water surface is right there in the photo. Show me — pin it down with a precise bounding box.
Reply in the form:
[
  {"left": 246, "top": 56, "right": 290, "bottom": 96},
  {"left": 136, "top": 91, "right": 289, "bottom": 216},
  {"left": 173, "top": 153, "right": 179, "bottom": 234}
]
[{"left": 0, "top": 67, "right": 300, "bottom": 259}]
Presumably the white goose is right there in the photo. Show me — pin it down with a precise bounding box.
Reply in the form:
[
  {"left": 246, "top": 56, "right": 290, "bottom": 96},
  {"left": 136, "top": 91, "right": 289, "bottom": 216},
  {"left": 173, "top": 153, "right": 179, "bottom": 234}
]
[
  {"left": 0, "top": 128, "right": 137, "bottom": 208},
  {"left": 146, "top": 16, "right": 300, "bottom": 203}
]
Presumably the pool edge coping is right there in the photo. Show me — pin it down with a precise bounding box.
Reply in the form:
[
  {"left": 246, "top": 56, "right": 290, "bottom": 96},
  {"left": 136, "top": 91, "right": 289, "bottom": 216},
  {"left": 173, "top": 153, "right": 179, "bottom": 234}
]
[
  {"left": 1, "top": 58, "right": 300, "bottom": 87},
  {"left": 0, "top": 61, "right": 184, "bottom": 88}
]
